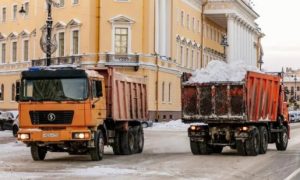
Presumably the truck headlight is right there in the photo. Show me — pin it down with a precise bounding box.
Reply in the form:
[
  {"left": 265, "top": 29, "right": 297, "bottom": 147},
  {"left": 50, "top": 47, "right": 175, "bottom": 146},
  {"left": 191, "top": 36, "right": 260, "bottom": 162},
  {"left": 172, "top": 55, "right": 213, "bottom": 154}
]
[
  {"left": 18, "top": 133, "right": 30, "bottom": 140},
  {"left": 72, "top": 132, "right": 90, "bottom": 139}
]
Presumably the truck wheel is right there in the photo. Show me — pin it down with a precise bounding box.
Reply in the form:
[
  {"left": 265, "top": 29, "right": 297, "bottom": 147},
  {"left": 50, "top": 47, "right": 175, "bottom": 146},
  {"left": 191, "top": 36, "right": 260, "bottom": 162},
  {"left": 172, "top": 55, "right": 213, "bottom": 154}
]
[
  {"left": 199, "top": 142, "right": 212, "bottom": 155},
  {"left": 12, "top": 125, "right": 19, "bottom": 137},
  {"left": 0, "top": 122, "right": 4, "bottom": 131},
  {"left": 276, "top": 126, "right": 288, "bottom": 151},
  {"left": 31, "top": 145, "right": 47, "bottom": 161},
  {"left": 112, "top": 130, "right": 121, "bottom": 155},
  {"left": 245, "top": 127, "right": 260, "bottom": 156},
  {"left": 236, "top": 140, "right": 246, "bottom": 156},
  {"left": 120, "top": 128, "right": 135, "bottom": 155},
  {"left": 190, "top": 140, "right": 200, "bottom": 155},
  {"left": 212, "top": 146, "right": 223, "bottom": 153},
  {"left": 134, "top": 125, "right": 144, "bottom": 154},
  {"left": 90, "top": 130, "right": 104, "bottom": 161},
  {"left": 259, "top": 126, "right": 268, "bottom": 154}
]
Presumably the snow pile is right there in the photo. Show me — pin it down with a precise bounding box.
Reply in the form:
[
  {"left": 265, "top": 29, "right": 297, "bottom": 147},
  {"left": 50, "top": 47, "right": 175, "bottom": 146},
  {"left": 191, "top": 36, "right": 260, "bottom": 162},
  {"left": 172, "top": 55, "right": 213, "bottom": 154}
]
[
  {"left": 187, "top": 60, "right": 261, "bottom": 84},
  {"left": 150, "top": 119, "right": 204, "bottom": 131}
]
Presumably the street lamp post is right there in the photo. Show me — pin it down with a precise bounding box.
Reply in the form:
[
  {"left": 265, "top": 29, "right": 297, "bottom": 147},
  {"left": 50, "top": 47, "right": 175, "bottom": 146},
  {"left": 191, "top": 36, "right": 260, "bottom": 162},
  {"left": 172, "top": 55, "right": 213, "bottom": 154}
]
[
  {"left": 258, "top": 57, "right": 264, "bottom": 71},
  {"left": 46, "top": 2, "right": 53, "bottom": 66},
  {"left": 294, "top": 76, "right": 297, "bottom": 103},
  {"left": 20, "top": 0, "right": 59, "bottom": 67},
  {"left": 220, "top": 34, "right": 229, "bottom": 61}
]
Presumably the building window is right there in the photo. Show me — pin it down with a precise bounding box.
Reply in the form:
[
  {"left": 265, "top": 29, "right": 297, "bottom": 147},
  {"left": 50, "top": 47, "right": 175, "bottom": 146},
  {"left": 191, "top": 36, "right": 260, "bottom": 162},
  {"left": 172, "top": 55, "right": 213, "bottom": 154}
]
[
  {"left": 197, "top": 20, "right": 200, "bottom": 33},
  {"left": 114, "top": 27, "right": 128, "bottom": 54},
  {"left": 291, "top": 87, "right": 294, "bottom": 93},
  {"left": 2, "top": 8, "right": 6, "bottom": 22},
  {"left": 185, "top": 48, "right": 189, "bottom": 67},
  {"left": 197, "top": 51, "right": 200, "bottom": 68},
  {"left": 23, "top": 40, "right": 29, "bottom": 61},
  {"left": 191, "top": 50, "right": 194, "bottom": 68},
  {"left": 12, "top": 42, "right": 17, "bottom": 62},
  {"left": 297, "top": 86, "right": 300, "bottom": 91},
  {"left": 72, "top": 30, "right": 79, "bottom": 55},
  {"left": 298, "top": 95, "right": 300, "bottom": 101},
  {"left": 13, "top": 5, "right": 17, "bottom": 20},
  {"left": 59, "top": 0, "right": 65, "bottom": 7},
  {"left": 162, "top": 82, "right": 165, "bottom": 102},
  {"left": 58, "top": 32, "right": 65, "bottom": 57},
  {"left": 181, "top": 11, "right": 184, "bottom": 27},
  {"left": 1, "top": 43, "right": 5, "bottom": 64},
  {"left": 24, "top": 2, "right": 29, "bottom": 16},
  {"left": 192, "top": 17, "right": 195, "bottom": 32},
  {"left": 180, "top": 46, "right": 183, "bottom": 65},
  {"left": 168, "top": 83, "right": 171, "bottom": 102},
  {"left": 0, "top": 84, "right": 4, "bottom": 101},
  {"left": 73, "top": 0, "right": 79, "bottom": 5},
  {"left": 11, "top": 83, "right": 15, "bottom": 101},
  {"left": 186, "top": 14, "right": 189, "bottom": 29}
]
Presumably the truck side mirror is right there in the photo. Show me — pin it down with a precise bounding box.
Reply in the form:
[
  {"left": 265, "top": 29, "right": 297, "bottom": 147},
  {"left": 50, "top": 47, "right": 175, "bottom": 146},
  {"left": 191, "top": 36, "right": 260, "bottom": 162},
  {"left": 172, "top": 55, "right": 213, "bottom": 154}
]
[
  {"left": 16, "top": 81, "right": 20, "bottom": 102},
  {"left": 96, "top": 81, "right": 103, "bottom": 97}
]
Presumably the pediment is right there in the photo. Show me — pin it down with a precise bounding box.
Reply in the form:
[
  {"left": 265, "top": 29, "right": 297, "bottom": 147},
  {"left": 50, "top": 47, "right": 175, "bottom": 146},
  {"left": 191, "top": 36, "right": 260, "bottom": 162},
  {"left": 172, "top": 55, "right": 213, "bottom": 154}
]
[
  {"left": 0, "top": 32, "right": 7, "bottom": 40},
  {"left": 20, "top": 30, "right": 30, "bottom": 37},
  {"left": 67, "top": 19, "right": 81, "bottom": 27},
  {"left": 53, "top": 21, "right": 66, "bottom": 30},
  {"left": 109, "top": 15, "right": 135, "bottom": 24},
  {"left": 8, "top": 32, "right": 18, "bottom": 39}
]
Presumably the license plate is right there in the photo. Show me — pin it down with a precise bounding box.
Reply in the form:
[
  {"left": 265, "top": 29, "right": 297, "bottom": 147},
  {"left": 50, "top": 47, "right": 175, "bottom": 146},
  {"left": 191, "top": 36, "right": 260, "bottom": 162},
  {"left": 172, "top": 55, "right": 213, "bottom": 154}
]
[{"left": 43, "top": 133, "right": 59, "bottom": 138}]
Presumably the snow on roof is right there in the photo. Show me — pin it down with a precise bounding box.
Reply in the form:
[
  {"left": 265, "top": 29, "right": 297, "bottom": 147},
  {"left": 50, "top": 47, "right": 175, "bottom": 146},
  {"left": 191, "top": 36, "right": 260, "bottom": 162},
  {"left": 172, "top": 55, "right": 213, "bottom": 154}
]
[{"left": 186, "top": 60, "right": 261, "bottom": 84}]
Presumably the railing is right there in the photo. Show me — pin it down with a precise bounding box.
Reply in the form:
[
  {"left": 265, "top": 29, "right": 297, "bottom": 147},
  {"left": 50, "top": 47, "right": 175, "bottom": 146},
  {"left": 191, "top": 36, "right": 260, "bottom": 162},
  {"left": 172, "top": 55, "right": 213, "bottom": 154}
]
[
  {"left": 31, "top": 55, "right": 82, "bottom": 67},
  {"left": 105, "top": 54, "right": 140, "bottom": 71}
]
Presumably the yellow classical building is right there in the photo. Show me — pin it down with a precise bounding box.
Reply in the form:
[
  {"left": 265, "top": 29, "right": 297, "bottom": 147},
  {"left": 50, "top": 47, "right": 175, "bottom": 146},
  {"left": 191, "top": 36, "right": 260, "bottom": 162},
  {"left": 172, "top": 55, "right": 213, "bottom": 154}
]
[{"left": 0, "top": 0, "right": 263, "bottom": 121}]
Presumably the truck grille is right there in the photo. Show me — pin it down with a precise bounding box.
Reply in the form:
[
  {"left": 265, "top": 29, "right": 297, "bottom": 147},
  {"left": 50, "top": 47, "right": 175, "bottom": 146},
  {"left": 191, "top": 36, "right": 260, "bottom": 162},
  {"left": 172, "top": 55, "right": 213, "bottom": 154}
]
[{"left": 30, "top": 111, "right": 74, "bottom": 125}]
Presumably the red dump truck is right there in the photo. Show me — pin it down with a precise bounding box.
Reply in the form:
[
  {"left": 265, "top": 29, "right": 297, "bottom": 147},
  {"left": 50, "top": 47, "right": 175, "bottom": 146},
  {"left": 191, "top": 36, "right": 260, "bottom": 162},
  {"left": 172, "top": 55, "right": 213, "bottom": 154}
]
[
  {"left": 17, "top": 67, "right": 148, "bottom": 161},
  {"left": 182, "top": 71, "right": 289, "bottom": 156}
]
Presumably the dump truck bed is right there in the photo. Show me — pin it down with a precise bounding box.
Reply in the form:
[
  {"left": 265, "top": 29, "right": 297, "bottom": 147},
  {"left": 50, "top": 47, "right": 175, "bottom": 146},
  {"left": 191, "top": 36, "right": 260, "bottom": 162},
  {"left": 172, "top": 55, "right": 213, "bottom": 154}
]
[
  {"left": 182, "top": 71, "right": 281, "bottom": 123},
  {"left": 97, "top": 68, "right": 148, "bottom": 121}
]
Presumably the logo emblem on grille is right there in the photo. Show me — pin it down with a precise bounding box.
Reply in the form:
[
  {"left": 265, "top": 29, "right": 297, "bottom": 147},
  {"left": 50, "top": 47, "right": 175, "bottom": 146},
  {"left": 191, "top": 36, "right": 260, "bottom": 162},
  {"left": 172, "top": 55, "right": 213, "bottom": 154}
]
[{"left": 48, "top": 113, "right": 56, "bottom": 122}]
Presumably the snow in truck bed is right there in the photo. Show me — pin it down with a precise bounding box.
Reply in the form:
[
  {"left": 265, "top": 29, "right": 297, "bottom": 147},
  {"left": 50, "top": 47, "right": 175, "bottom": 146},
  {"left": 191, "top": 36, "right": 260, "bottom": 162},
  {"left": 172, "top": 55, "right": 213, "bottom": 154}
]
[{"left": 186, "top": 60, "right": 261, "bottom": 84}]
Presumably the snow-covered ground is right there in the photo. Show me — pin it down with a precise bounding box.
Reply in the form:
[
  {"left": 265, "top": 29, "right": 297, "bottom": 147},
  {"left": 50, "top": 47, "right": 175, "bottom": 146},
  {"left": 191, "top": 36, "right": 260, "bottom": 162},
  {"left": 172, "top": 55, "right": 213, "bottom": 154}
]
[{"left": 148, "top": 119, "right": 205, "bottom": 131}]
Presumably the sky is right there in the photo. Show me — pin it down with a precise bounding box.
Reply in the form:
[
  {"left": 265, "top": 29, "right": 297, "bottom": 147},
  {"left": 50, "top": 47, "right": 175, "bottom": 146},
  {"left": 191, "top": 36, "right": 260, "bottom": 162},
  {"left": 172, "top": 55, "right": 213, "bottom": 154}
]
[{"left": 253, "top": 0, "right": 300, "bottom": 72}]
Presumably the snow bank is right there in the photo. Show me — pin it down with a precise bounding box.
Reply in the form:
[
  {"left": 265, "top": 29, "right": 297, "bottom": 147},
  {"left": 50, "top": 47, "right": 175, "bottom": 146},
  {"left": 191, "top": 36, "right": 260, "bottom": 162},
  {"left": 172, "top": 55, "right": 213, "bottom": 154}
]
[
  {"left": 150, "top": 119, "right": 205, "bottom": 131},
  {"left": 187, "top": 60, "right": 261, "bottom": 84}
]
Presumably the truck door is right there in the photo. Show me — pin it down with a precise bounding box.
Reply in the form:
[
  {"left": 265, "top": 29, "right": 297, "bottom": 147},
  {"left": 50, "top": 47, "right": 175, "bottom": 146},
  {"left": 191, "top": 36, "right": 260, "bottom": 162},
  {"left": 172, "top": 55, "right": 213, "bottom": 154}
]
[{"left": 91, "top": 80, "right": 106, "bottom": 124}]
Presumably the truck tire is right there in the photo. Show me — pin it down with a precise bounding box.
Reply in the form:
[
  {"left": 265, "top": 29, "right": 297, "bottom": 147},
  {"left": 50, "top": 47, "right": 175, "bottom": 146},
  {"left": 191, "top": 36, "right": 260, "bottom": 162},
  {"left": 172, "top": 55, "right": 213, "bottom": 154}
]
[
  {"left": 0, "top": 122, "right": 4, "bottom": 131},
  {"left": 276, "top": 126, "right": 288, "bottom": 151},
  {"left": 245, "top": 127, "right": 260, "bottom": 156},
  {"left": 90, "top": 130, "right": 104, "bottom": 161},
  {"left": 134, "top": 125, "right": 144, "bottom": 154},
  {"left": 120, "top": 128, "right": 135, "bottom": 155},
  {"left": 112, "top": 130, "right": 121, "bottom": 155},
  {"left": 199, "top": 142, "right": 212, "bottom": 155},
  {"left": 212, "top": 146, "right": 223, "bottom": 153},
  {"left": 31, "top": 145, "right": 47, "bottom": 161},
  {"left": 12, "top": 125, "right": 19, "bottom": 137},
  {"left": 259, "top": 126, "right": 268, "bottom": 154},
  {"left": 236, "top": 140, "right": 246, "bottom": 156},
  {"left": 190, "top": 140, "right": 200, "bottom": 155}
]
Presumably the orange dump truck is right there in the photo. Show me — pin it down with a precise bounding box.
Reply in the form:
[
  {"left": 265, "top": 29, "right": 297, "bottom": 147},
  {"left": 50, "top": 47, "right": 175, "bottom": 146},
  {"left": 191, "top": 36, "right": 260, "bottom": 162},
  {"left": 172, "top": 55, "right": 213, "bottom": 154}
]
[
  {"left": 17, "top": 67, "right": 148, "bottom": 161},
  {"left": 182, "top": 71, "right": 289, "bottom": 156}
]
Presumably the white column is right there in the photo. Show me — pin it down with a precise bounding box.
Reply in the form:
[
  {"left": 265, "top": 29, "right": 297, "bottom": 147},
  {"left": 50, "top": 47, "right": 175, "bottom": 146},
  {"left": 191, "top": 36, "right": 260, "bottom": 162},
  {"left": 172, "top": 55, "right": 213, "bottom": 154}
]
[
  {"left": 246, "top": 27, "right": 250, "bottom": 65},
  {"left": 227, "top": 15, "right": 235, "bottom": 63},
  {"left": 237, "top": 21, "right": 241, "bottom": 60},
  {"left": 242, "top": 24, "right": 246, "bottom": 62},
  {"left": 233, "top": 18, "right": 238, "bottom": 61}
]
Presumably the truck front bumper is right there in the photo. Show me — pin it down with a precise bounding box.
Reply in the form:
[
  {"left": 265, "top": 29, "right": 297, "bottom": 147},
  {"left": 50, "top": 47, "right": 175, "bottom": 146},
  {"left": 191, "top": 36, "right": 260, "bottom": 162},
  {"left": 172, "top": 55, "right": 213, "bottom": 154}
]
[{"left": 17, "top": 128, "right": 92, "bottom": 142}]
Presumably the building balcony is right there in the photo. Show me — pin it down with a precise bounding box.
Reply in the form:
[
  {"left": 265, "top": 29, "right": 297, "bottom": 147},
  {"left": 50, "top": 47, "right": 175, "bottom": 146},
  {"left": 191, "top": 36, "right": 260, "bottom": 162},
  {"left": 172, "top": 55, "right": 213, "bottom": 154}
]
[
  {"left": 102, "top": 54, "right": 140, "bottom": 71},
  {"left": 31, "top": 55, "right": 82, "bottom": 67}
]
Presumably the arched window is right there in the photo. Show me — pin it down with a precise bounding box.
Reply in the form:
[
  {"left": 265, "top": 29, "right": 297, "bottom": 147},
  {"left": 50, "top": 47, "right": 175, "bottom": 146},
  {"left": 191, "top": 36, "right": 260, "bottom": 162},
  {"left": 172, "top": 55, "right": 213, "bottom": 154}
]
[
  {"left": 162, "top": 82, "right": 165, "bottom": 102},
  {"left": 11, "top": 83, "right": 15, "bottom": 101},
  {"left": 0, "top": 84, "right": 4, "bottom": 101}
]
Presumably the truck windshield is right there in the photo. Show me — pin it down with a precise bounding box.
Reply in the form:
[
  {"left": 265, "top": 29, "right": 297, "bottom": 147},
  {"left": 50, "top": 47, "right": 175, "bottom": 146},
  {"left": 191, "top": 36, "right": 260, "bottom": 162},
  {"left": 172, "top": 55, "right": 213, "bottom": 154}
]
[{"left": 21, "top": 78, "right": 88, "bottom": 101}]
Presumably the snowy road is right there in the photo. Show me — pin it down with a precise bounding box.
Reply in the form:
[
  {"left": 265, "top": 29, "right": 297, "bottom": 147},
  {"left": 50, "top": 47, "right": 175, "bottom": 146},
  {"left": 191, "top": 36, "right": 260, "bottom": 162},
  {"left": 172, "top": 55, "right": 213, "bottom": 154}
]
[{"left": 0, "top": 123, "right": 300, "bottom": 180}]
